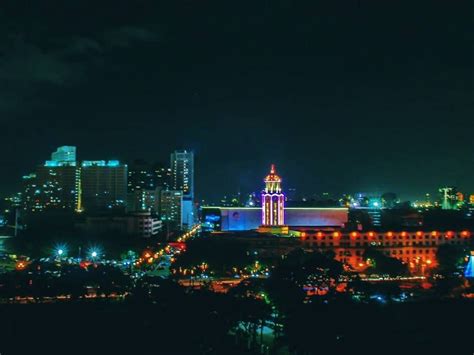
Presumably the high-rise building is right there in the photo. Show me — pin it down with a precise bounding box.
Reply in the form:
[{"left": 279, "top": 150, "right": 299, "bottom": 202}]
[
  {"left": 127, "top": 160, "right": 171, "bottom": 213},
  {"left": 154, "top": 164, "right": 172, "bottom": 190},
  {"left": 51, "top": 146, "right": 76, "bottom": 163},
  {"left": 160, "top": 190, "right": 183, "bottom": 229},
  {"left": 170, "top": 150, "right": 194, "bottom": 199},
  {"left": 127, "top": 160, "right": 156, "bottom": 193},
  {"left": 80, "top": 160, "right": 127, "bottom": 212},
  {"left": 170, "top": 150, "right": 195, "bottom": 229},
  {"left": 30, "top": 164, "right": 81, "bottom": 212},
  {"left": 127, "top": 188, "right": 161, "bottom": 213},
  {"left": 24, "top": 147, "right": 80, "bottom": 212}
]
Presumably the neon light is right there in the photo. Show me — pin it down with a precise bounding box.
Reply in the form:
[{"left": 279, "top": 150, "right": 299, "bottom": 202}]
[
  {"left": 261, "top": 165, "right": 285, "bottom": 226},
  {"left": 201, "top": 207, "right": 348, "bottom": 211}
]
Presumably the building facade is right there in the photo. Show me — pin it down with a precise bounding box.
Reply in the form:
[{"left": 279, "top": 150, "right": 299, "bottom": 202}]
[
  {"left": 80, "top": 160, "right": 127, "bottom": 212},
  {"left": 24, "top": 163, "right": 81, "bottom": 212},
  {"left": 81, "top": 211, "right": 162, "bottom": 238},
  {"left": 300, "top": 229, "right": 472, "bottom": 273},
  {"left": 160, "top": 190, "right": 183, "bottom": 229},
  {"left": 51, "top": 146, "right": 76, "bottom": 163},
  {"left": 170, "top": 150, "right": 194, "bottom": 199},
  {"left": 170, "top": 150, "right": 195, "bottom": 229}
]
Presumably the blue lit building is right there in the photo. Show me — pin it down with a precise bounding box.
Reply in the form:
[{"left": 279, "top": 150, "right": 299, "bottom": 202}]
[
  {"left": 202, "top": 165, "right": 348, "bottom": 232},
  {"left": 51, "top": 146, "right": 76, "bottom": 163},
  {"left": 202, "top": 206, "right": 348, "bottom": 232}
]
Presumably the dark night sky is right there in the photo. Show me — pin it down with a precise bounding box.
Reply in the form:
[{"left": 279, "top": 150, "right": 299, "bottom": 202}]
[{"left": 0, "top": 0, "right": 473, "bottom": 202}]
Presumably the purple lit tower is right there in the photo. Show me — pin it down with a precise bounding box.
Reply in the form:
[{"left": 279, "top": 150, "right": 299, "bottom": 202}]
[{"left": 258, "top": 164, "right": 289, "bottom": 234}]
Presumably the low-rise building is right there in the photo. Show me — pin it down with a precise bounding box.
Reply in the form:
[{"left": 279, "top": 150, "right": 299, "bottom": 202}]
[{"left": 80, "top": 211, "right": 162, "bottom": 238}]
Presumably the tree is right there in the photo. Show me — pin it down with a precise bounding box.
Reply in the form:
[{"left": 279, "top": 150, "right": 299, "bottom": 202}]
[
  {"left": 363, "top": 248, "right": 408, "bottom": 276},
  {"left": 436, "top": 244, "right": 468, "bottom": 275}
]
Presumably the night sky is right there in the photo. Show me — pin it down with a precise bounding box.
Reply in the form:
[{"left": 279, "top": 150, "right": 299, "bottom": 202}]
[{"left": 0, "top": 0, "right": 472, "bottom": 202}]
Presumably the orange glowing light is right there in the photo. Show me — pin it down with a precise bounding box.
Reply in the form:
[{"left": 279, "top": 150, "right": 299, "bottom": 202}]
[
  {"left": 416, "top": 231, "right": 423, "bottom": 236},
  {"left": 301, "top": 232, "right": 306, "bottom": 238},
  {"left": 317, "top": 232, "right": 323, "bottom": 237},
  {"left": 401, "top": 231, "right": 407, "bottom": 237},
  {"left": 351, "top": 232, "right": 358, "bottom": 238},
  {"left": 426, "top": 259, "right": 432, "bottom": 265},
  {"left": 462, "top": 231, "right": 470, "bottom": 237},
  {"left": 447, "top": 231, "right": 454, "bottom": 237},
  {"left": 15, "top": 261, "right": 27, "bottom": 270},
  {"left": 387, "top": 232, "right": 393, "bottom": 237},
  {"left": 368, "top": 232, "right": 374, "bottom": 237},
  {"left": 431, "top": 231, "right": 438, "bottom": 237},
  {"left": 333, "top": 232, "right": 340, "bottom": 238}
]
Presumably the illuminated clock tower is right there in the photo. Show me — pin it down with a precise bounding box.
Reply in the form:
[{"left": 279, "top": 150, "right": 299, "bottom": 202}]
[{"left": 258, "top": 164, "right": 289, "bottom": 234}]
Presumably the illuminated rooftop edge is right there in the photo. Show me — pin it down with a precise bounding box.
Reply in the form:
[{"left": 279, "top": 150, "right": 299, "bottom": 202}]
[{"left": 202, "top": 206, "right": 348, "bottom": 210}]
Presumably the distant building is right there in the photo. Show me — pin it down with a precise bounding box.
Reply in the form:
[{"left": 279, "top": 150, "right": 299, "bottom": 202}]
[
  {"left": 36, "top": 164, "right": 80, "bottom": 211},
  {"left": 127, "top": 160, "right": 169, "bottom": 213},
  {"left": 80, "top": 160, "right": 127, "bottom": 212},
  {"left": 439, "top": 186, "right": 458, "bottom": 210},
  {"left": 202, "top": 207, "right": 348, "bottom": 232},
  {"left": 300, "top": 229, "right": 472, "bottom": 274},
  {"left": 160, "top": 190, "right": 183, "bottom": 229},
  {"left": 22, "top": 146, "right": 81, "bottom": 212},
  {"left": 170, "top": 150, "right": 194, "bottom": 199},
  {"left": 51, "top": 146, "right": 76, "bottom": 163},
  {"left": 154, "top": 164, "right": 172, "bottom": 190},
  {"left": 127, "top": 188, "right": 161, "bottom": 213},
  {"left": 202, "top": 164, "right": 348, "bottom": 232},
  {"left": 24, "top": 163, "right": 81, "bottom": 212},
  {"left": 127, "top": 160, "right": 156, "bottom": 193},
  {"left": 182, "top": 199, "right": 195, "bottom": 230},
  {"left": 170, "top": 150, "right": 195, "bottom": 229},
  {"left": 80, "top": 211, "right": 162, "bottom": 238}
]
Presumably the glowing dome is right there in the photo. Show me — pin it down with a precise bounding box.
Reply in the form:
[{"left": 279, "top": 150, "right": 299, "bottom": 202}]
[{"left": 264, "top": 164, "right": 282, "bottom": 183}]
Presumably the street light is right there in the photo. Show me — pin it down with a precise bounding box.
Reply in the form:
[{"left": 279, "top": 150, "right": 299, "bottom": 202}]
[
  {"left": 54, "top": 244, "right": 68, "bottom": 258},
  {"left": 87, "top": 246, "right": 102, "bottom": 261}
]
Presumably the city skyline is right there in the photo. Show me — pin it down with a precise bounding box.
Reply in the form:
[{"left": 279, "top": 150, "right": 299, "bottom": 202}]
[
  {"left": 0, "top": 2, "right": 473, "bottom": 353},
  {"left": 0, "top": 1, "right": 472, "bottom": 202},
  {"left": 2, "top": 144, "right": 474, "bottom": 203}
]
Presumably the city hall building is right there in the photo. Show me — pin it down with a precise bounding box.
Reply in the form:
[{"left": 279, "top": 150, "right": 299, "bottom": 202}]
[
  {"left": 202, "top": 206, "right": 348, "bottom": 232},
  {"left": 202, "top": 165, "right": 348, "bottom": 232},
  {"left": 201, "top": 165, "right": 473, "bottom": 273}
]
